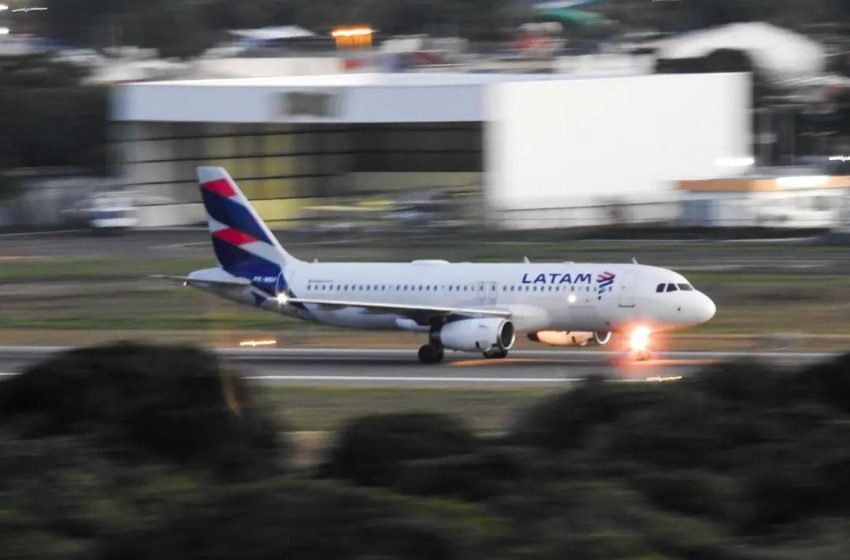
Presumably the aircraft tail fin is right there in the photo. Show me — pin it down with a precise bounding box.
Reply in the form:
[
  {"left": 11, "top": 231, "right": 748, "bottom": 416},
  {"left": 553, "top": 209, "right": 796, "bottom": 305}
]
[{"left": 197, "top": 167, "right": 299, "bottom": 283}]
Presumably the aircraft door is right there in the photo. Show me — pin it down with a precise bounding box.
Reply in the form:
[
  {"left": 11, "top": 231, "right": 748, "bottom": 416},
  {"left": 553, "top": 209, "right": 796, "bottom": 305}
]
[
  {"left": 477, "top": 281, "right": 498, "bottom": 305},
  {"left": 618, "top": 272, "right": 637, "bottom": 308}
]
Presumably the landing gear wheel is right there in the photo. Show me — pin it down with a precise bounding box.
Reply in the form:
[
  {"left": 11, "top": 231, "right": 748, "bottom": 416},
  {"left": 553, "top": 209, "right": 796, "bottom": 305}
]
[
  {"left": 483, "top": 348, "right": 509, "bottom": 359},
  {"left": 418, "top": 344, "right": 445, "bottom": 364}
]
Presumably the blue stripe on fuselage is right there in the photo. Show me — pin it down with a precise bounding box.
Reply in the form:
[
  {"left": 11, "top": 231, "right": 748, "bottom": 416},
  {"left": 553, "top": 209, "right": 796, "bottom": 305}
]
[{"left": 201, "top": 189, "right": 272, "bottom": 244}]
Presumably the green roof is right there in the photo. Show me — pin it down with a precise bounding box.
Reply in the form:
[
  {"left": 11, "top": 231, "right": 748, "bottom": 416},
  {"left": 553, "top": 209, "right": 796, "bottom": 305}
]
[{"left": 541, "top": 8, "right": 612, "bottom": 26}]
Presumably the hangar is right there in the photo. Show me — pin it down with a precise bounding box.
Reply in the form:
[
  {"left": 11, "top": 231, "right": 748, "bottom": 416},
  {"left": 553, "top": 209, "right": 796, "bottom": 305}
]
[{"left": 111, "top": 72, "right": 750, "bottom": 228}]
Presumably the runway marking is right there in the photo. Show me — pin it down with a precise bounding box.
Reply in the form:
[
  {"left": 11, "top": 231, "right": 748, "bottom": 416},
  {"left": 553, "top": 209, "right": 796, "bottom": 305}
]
[
  {"left": 150, "top": 241, "right": 211, "bottom": 251},
  {"left": 244, "top": 375, "right": 583, "bottom": 384},
  {"left": 0, "top": 229, "right": 86, "bottom": 238}
]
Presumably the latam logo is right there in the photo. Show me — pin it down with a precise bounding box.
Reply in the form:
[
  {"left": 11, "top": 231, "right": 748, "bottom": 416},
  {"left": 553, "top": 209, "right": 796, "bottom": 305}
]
[
  {"left": 521, "top": 273, "right": 593, "bottom": 285},
  {"left": 596, "top": 271, "right": 616, "bottom": 293}
]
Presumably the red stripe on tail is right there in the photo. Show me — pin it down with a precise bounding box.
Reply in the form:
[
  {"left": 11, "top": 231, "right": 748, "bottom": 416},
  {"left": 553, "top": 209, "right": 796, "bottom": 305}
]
[
  {"left": 213, "top": 228, "right": 258, "bottom": 246},
  {"left": 202, "top": 178, "right": 237, "bottom": 198}
]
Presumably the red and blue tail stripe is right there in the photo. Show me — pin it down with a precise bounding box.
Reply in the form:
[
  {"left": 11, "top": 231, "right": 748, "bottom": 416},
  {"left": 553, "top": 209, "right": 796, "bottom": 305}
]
[
  {"left": 200, "top": 185, "right": 274, "bottom": 246},
  {"left": 197, "top": 167, "right": 296, "bottom": 295}
]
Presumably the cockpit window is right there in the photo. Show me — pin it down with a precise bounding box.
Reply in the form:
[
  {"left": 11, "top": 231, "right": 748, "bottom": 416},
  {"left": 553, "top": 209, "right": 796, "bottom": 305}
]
[
  {"left": 666, "top": 283, "right": 678, "bottom": 292},
  {"left": 656, "top": 283, "right": 665, "bottom": 293},
  {"left": 678, "top": 283, "right": 694, "bottom": 291}
]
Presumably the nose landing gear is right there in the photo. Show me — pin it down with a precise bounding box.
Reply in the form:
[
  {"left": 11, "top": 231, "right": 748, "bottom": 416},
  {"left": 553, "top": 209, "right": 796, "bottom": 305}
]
[
  {"left": 629, "top": 326, "right": 653, "bottom": 361},
  {"left": 631, "top": 348, "right": 653, "bottom": 361}
]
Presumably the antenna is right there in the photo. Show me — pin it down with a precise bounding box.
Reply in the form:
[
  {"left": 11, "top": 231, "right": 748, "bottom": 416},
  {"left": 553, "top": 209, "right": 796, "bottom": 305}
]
[
  {"left": 523, "top": 256, "right": 530, "bottom": 264},
  {"left": 632, "top": 257, "right": 639, "bottom": 264}
]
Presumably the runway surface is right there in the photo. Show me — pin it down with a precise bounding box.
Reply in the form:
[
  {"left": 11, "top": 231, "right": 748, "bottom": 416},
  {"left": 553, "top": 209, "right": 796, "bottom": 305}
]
[{"left": 0, "top": 347, "right": 836, "bottom": 387}]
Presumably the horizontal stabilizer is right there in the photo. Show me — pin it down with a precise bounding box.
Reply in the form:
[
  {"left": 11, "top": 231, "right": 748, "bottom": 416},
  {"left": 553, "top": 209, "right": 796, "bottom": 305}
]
[{"left": 151, "top": 274, "right": 251, "bottom": 287}]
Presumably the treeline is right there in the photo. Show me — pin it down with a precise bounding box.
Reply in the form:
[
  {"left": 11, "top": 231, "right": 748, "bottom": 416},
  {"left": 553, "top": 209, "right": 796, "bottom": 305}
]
[
  {"left": 601, "top": 0, "right": 850, "bottom": 34},
  {"left": 34, "top": 0, "right": 850, "bottom": 59},
  {"left": 0, "top": 55, "right": 107, "bottom": 176},
  {"left": 1, "top": 342, "right": 849, "bottom": 558},
  {"left": 38, "top": 0, "right": 524, "bottom": 58}
]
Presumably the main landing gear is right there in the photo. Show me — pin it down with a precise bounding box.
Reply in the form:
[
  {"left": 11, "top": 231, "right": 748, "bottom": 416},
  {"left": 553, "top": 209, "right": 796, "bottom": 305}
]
[
  {"left": 418, "top": 344, "right": 445, "bottom": 364},
  {"left": 417, "top": 344, "right": 510, "bottom": 363},
  {"left": 483, "top": 348, "right": 509, "bottom": 359}
]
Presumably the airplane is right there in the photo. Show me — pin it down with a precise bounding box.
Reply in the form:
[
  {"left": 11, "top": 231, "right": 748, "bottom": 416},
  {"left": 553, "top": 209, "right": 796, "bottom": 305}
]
[{"left": 159, "top": 167, "right": 716, "bottom": 363}]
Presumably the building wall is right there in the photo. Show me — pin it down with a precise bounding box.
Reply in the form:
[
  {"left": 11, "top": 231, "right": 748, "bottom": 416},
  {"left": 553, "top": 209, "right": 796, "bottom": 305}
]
[
  {"left": 113, "top": 121, "right": 483, "bottom": 227},
  {"left": 682, "top": 189, "right": 848, "bottom": 228},
  {"left": 484, "top": 73, "right": 751, "bottom": 227},
  {"left": 189, "top": 57, "right": 343, "bottom": 80}
]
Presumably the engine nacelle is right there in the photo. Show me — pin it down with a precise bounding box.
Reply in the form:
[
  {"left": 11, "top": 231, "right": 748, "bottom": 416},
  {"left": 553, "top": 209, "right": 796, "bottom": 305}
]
[
  {"left": 527, "top": 330, "right": 612, "bottom": 347},
  {"left": 438, "top": 318, "right": 516, "bottom": 353}
]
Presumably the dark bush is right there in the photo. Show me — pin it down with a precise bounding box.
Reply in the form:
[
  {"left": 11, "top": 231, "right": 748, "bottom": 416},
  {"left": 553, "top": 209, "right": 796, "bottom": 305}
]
[
  {"left": 98, "top": 480, "right": 466, "bottom": 560},
  {"left": 630, "top": 470, "right": 743, "bottom": 522},
  {"left": 509, "top": 379, "right": 664, "bottom": 452},
  {"left": 0, "top": 342, "right": 286, "bottom": 477},
  {"left": 394, "top": 447, "right": 529, "bottom": 501},
  {"left": 743, "top": 421, "right": 850, "bottom": 529},
  {"left": 791, "top": 352, "right": 850, "bottom": 414},
  {"left": 599, "top": 391, "right": 731, "bottom": 469},
  {"left": 322, "top": 412, "right": 477, "bottom": 486},
  {"left": 686, "top": 359, "right": 785, "bottom": 406}
]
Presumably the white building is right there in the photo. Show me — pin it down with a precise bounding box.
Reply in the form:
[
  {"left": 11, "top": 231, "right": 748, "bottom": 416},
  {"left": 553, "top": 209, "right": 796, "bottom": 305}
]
[
  {"left": 680, "top": 173, "right": 850, "bottom": 229},
  {"left": 654, "top": 22, "right": 826, "bottom": 83},
  {"left": 111, "top": 72, "right": 752, "bottom": 228}
]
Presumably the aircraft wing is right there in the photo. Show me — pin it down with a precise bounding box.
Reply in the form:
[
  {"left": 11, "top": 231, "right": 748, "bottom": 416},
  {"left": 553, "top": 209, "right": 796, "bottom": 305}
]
[
  {"left": 287, "top": 296, "right": 512, "bottom": 321},
  {"left": 151, "top": 275, "right": 251, "bottom": 287}
]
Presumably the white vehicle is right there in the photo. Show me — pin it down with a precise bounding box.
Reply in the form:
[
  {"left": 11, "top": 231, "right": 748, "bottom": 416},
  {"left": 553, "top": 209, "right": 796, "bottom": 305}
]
[
  {"left": 65, "top": 193, "right": 140, "bottom": 231},
  {"left": 88, "top": 196, "right": 139, "bottom": 230},
  {"left": 163, "top": 167, "right": 716, "bottom": 363}
]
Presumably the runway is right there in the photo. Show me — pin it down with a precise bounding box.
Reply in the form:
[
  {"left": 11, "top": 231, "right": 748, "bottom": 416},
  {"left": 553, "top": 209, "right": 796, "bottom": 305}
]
[{"left": 0, "top": 347, "right": 836, "bottom": 387}]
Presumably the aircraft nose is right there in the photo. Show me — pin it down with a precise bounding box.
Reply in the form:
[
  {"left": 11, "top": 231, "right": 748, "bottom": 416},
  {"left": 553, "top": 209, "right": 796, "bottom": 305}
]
[{"left": 699, "top": 294, "right": 717, "bottom": 323}]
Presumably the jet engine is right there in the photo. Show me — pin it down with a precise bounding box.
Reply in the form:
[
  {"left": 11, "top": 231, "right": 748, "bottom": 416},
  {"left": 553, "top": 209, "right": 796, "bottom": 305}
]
[
  {"left": 527, "top": 330, "right": 612, "bottom": 347},
  {"left": 438, "top": 318, "right": 516, "bottom": 353}
]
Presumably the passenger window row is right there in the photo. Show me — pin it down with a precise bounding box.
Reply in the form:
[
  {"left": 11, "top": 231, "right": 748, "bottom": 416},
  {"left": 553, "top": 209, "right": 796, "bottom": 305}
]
[{"left": 304, "top": 284, "right": 594, "bottom": 293}]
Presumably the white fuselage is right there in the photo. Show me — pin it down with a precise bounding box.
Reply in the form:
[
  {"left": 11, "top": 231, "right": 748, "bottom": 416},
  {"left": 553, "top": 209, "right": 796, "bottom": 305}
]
[{"left": 197, "top": 260, "right": 716, "bottom": 334}]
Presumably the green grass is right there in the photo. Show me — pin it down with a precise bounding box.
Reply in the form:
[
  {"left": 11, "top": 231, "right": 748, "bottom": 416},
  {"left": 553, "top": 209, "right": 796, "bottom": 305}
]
[
  {"left": 260, "top": 386, "right": 557, "bottom": 433},
  {"left": 685, "top": 272, "right": 850, "bottom": 334},
  {"left": 0, "top": 257, "right": 214, "bottom": 282}
]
